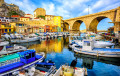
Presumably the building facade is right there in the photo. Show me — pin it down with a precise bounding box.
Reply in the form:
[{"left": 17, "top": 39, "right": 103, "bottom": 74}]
[{"left": 34, "top": 8, "right": 46, "bottom": 18}]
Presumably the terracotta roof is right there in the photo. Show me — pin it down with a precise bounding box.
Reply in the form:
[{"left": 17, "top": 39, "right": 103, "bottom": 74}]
[
  {"left": 11, "top": 15, "right": 20, "bottom": 17},
  {"left": 34, "top": 18, "right": 39, "bottom": 19}
]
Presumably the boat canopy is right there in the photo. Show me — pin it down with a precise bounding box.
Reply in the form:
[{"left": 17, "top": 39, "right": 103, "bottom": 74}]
[
  {"left": 17, "top": 49, "right": 35, "bottom": 57},
  {"left": 0, "top": 53, "right": 19, "bottom": 63}
]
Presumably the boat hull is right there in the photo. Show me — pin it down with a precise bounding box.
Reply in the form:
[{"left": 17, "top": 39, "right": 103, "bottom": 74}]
[{"left": 74, "top": 48, "right": 120, "bottom": 57}]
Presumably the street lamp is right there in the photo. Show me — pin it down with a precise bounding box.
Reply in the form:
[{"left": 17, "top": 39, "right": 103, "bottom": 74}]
[{"left": 88, "top": 5, "right": 90, "bottom": 15}]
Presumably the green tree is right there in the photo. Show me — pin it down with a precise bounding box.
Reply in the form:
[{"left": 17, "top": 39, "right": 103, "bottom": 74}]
[
  {"left": 8, "top": 11, "right": 19, "bottom": 16},
  {"left": 37, "top": 15, "right": 45, "bottom": 20}
]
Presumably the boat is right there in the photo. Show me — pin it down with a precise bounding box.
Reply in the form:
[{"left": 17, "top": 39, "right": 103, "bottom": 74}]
[
  {"left": 74, "top": 39, "right": 120, "bottom": 57},
  {"left": 0, "top": 40, "right": 9, "bottom": 46},
  {"left": 35, "top": 59, "right": 56, "bottom": 76},
  {"left": 0, "top": 49, "right": 45, "bottom": 76},
  {"left": 53, "top": 65, "right": 87, "bottom": 76},
  {"left": 0, "top": 45, "right": 27, "bottom": 56},
  {"left": 11, "top": 36, "right": 40, "bottom": 43},
  {"left": 70, "top": 36, "right": 115, "bottom": 48}
]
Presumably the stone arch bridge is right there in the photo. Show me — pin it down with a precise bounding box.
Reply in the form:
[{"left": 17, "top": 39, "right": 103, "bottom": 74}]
[{"left": 63, "top": 7, "right": 120, "bottom": 33}]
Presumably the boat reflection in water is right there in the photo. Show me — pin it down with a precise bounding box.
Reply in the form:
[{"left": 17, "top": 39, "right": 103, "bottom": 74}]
[
  {"left": 28, "top": 37, "right": 69, "bottom": 54},
  {"left": 74, "top": 53, "right": 120, "bottom": 69}
]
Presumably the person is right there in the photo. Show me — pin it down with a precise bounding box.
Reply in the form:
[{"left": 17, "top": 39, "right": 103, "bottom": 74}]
[{"left": 70, "top": 58, "right": 77, "bottom": 68}]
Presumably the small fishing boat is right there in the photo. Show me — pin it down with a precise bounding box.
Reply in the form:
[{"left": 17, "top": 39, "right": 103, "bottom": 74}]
[
  {"left": 35, "top": 60, "right": 56, "bottom": 76},
  {"left": 53, "top": 65, "right": 87, "bottom": 76},
  {"left": 0, "top": 49, "right": 45, "bottom": 76},
  {"left": 74, "top": 39, "right": 120, "bottom": 57},
  {"left": 0, "top": 45, "right": 27, "bottom": 56}
]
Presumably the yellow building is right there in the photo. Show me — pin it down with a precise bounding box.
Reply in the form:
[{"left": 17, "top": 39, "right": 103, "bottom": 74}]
[
  {"left": 53, "top": 16, "right": 63, "bottom": 32},
  {"left": 34, "top": 8, "right": 46, "bottom": 18},
  {"left": 20, "top": 17, "right": 30, "bottom": 22},
  {"left": 0, "top": 24, "right": 14, "bottom": 33},
  {"left": 45, "top": 15, "right": 54, "bottom": 20}
]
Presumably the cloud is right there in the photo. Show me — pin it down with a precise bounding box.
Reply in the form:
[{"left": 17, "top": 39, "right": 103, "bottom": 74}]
[
  {"left": 42, "top": 2, "right": 55, "bottom": 15},
  {"left": 4, "top": 0, "right": 120, "bottom": 19},
  {"left": 78, "top": 0, "right": 120, "bottom": 17}
]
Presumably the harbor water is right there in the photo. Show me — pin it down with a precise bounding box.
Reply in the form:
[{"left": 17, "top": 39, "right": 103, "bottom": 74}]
[{"left": 12, "top": 37, "right": 120, "bottom": 76}]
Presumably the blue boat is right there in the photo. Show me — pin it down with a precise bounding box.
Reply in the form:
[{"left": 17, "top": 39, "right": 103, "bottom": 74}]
[{"left": 0, "top": 49, "right": 45, "bottom": 76}]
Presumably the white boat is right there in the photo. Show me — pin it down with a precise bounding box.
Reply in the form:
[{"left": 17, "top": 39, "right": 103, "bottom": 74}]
[
  {"left": 0, "top": 41, "right": 9, "bottom": 46},
  {"left": 73, "top": 39, "right": 120, "bottom": 57},
  {"left": 53, "top": 65, "right": 87, "bottom": 76},
  {"left": 0, "top": 45, "right": 27, "bottom": 56},
  {"left": 11, "top": 36, "right": 40, "bottom": 43},
  {"left": 73, "top": 39, "right": 115, "bottom": 48}
]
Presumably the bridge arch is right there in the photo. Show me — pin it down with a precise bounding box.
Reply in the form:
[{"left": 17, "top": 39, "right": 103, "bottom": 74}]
[
  {"left": 89, "top": 16, "right": 114, "bottom": 32},
  {"left": 63, "top": 22, "right": 69, "bottom": 32},
  {"left": 72, "top": 20, "right": 86, "bottom": 33}
]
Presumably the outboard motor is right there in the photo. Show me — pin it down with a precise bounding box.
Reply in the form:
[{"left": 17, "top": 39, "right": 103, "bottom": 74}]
[{"left": 70, "top": 58, "right": 77, "bottom": 68}]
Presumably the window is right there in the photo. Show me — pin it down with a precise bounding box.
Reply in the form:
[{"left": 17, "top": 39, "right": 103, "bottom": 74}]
[
  {"left": 32, "top": 53, "right": 35, "bottom": 57},
  {"left": 84, "top": 41, "right": 90, "bottom": 46},
  {"left": 26, "top": 54, "right": 31, "bottom": 59}
]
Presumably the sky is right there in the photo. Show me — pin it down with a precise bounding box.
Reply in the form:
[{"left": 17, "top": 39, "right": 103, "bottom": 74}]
[{"left": 5, "top": 0, "right": 120, "bottom": 30}]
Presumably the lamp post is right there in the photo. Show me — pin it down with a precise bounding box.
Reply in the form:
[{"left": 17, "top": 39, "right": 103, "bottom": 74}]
[{"left": 88, "top": 5, "right": 90, "bottom": 15}]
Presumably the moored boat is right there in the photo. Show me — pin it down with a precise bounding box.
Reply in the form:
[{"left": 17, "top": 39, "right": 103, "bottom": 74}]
[
  {"left": 0, "top": 45, "right": 27, "bottom": 56},
  {"left": 53, "top": 65, "right": 87, "bottom": 76},
  {"left": 74, "top": 39, "right": 120, "bottom": 57},
  {"left": 0, "top": 49, "right": 45, "bottom": 76}
]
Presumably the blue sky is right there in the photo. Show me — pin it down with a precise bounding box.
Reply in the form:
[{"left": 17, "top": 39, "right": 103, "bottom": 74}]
[{"left": 5, "top": 0, "right": 120, "bottom": 30}]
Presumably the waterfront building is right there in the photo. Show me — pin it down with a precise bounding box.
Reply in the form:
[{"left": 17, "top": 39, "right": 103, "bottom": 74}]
[
  {"left": 51, "top": 25, "right": 58, "bottom": 32},
  {"left": 39, "top": 26, "right": 44, "bottom": 32},
  {"left": 24, "top": 14, "right": 34, "bottom": 18},
  {"left": 11, "top": 15, "right": 20, "bottom": 22},
  {"left": 44, "top": 25, "right": 50, "bottom": 32},
  {"left": 0, "top": 17, "right": 16, "bottom": 34},
  {"left": 54, "top": 16, "right": 63, "bottom": 32},
  {"left": 15, "top": 22, "right": 27, "bottom": 33},
  {"left": 20, "top": 17, "right": 31, "bottom": 22},
  {"left": 34, "top": 8, "right": 46, "bottom": 18},
  {"left": 45, "top": 15, "right": 54, "bottom": 20},
  {"left": 32, "top": 26, "right": 39, "bottom": 33}
]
